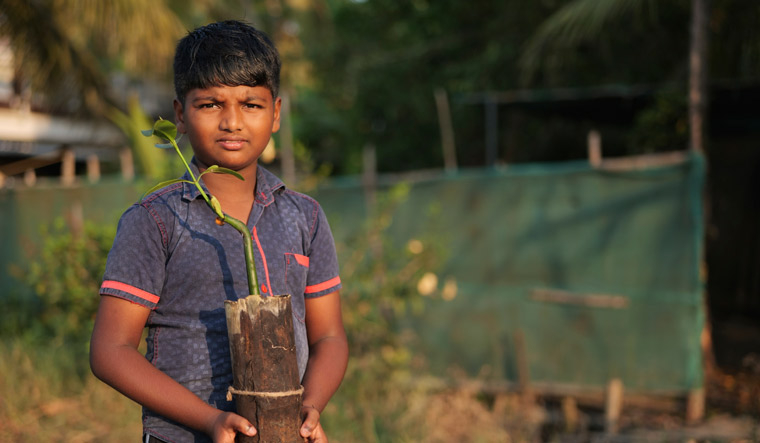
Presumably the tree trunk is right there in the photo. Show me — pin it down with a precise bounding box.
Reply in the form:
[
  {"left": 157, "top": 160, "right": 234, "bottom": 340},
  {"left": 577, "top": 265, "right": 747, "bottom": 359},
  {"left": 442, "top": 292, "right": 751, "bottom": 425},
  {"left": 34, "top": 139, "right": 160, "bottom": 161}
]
[{"left": 225, "top": 294, "right": 303, "bottom": 443}]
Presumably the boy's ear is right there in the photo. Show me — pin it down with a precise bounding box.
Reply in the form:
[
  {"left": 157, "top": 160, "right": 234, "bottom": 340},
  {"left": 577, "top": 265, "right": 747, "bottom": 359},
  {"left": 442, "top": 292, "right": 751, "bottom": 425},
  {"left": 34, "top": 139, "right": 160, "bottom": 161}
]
[
  {"left": 272, "top": 97, "right": 282, "bottom": 134},
  {"left": 173, "top": 98, "right": 186, "bottom": 134}
]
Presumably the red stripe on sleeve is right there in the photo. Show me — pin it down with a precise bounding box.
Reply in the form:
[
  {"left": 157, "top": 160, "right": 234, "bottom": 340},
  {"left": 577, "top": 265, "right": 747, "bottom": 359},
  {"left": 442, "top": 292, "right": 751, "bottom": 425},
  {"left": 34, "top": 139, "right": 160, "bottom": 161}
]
[
  {"left": 101, "top": 280, "right": 160, "bottom": 304},
  {"left": 304, "top": 276, "right": 341, "bottom": 294}
]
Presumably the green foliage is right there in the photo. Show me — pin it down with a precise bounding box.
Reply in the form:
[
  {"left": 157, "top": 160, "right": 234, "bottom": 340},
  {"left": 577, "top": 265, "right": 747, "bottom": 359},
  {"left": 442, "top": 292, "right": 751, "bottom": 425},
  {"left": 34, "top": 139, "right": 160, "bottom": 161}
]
[
  {"left": 7, "top": 219, "right": 115, "bottom": 348},
  {"left": 325, "top": 183, "right": 449, "bottom": 441},
  {"left": 295, "top": 0, "right": 695, "bottom": 173},
  {"left": 0, "top": 0, "right": 184, "bottom": 115},
  {"left": 518, "top": 0, "right": 690, "bottom": 86},
  {"left": 298, "top": 0, "right": 549, "bottom": 173},
  {"left": 629, "top": 89, "right": 689, "bottom": 153}
]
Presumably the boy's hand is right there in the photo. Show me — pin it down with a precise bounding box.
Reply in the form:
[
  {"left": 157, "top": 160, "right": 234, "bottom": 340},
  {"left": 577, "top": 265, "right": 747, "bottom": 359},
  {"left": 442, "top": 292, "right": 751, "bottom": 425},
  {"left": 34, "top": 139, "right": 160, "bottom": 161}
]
[
  {"left": 209, "top": 411, "right": 256, "bottom": 443},
  {"left": 300, "top": 405, "right": 328, "bottom": 442}
]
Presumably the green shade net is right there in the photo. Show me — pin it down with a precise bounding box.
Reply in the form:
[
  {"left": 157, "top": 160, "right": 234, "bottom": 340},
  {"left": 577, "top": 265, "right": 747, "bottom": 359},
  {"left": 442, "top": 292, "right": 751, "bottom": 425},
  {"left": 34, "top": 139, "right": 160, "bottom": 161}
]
[
  {"left": 0, "top": 152, "right": 705, "bottom": 394},
  {"left": 314, "top": 153, "right": 705, "bottom": 394}
]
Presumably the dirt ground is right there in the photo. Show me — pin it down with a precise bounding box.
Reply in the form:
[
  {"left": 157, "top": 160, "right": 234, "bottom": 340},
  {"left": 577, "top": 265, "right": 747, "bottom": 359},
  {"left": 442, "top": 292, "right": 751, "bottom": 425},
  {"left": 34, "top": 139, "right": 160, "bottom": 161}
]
[
  {"left": 421, "top": 315, "right": 759, "bottom": 442},
  {"left": 421, "top": 370, "right": 758, "bottom": 443}
]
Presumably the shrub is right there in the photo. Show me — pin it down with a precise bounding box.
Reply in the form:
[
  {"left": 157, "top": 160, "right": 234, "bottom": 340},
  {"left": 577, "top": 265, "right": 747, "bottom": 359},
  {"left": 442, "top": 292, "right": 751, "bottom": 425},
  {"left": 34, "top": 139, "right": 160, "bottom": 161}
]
[{"left": 7, "top": 218, "right": 115, "bottom": 350}]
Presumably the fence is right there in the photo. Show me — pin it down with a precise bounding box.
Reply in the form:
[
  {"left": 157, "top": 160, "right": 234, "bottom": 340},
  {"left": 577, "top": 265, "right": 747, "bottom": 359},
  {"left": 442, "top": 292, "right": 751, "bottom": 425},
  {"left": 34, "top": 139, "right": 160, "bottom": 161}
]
[{"left": 0, "top": 151, "right": 705, "bottom": 405}]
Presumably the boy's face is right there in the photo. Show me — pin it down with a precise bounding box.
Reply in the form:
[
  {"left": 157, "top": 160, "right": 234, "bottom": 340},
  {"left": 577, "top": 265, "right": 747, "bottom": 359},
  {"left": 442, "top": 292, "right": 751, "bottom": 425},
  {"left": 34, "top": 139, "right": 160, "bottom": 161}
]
[{"left": 173, "top": 85, "right": 281, "bottom": 172}]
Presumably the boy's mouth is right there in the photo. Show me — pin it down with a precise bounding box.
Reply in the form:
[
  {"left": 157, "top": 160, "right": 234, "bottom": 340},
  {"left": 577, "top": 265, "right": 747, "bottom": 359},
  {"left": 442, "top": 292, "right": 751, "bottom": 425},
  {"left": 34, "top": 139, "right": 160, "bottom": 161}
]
[{"left": 217, "top": 138, "right": 247, "bottom": 150}]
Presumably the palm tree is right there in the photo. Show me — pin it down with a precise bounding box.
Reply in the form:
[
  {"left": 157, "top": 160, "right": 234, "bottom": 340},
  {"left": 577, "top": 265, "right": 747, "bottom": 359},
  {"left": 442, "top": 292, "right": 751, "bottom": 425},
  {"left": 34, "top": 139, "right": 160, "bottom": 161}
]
[
  {"left": 0, "top": 0, "right": 185, "bottom": 116},
  {"left": 518, "top": 0, "right": 708, "bottom": 154}
]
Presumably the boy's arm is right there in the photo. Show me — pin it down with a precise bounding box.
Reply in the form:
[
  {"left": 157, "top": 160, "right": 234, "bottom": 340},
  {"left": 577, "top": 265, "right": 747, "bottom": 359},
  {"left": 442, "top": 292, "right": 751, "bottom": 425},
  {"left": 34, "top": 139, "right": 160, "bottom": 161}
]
[
  {"left": 89, "top": 296, "right": 256, "bottom": 442},
  {"left": 300, "top": 291, "right": 349, "bottom": 441}
]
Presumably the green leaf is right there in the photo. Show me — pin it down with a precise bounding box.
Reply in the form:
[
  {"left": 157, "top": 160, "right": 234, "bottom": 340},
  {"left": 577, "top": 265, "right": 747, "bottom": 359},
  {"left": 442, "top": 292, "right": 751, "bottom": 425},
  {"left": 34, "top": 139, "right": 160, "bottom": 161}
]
[
  {"left": 199, "top": 165, "right": 245, "bottom": 181},
  {"left": 213, "top": 166, "right": 245, "bottom": 180},
  {"left": 153, "top": 118, "right": 177, "bottom": 141},
  {"left": 141, "top": 179, "right": 194, "bottom": 200},
  {"left": 141, "top": 128, "right": 154, "bottom": 137}
]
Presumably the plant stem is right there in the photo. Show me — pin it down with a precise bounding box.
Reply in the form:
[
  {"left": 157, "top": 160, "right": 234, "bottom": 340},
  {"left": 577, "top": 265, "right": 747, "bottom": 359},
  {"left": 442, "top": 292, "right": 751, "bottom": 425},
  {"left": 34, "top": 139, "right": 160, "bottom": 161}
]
[
  {"left": 149, "top": 120, "right": 260, "bottom": 297},
  {"left": 223, "top": 215, "right": 260, "bottom": 297},
  {"left": 172, "top": 141, "right": 211, "bottom": 204}
]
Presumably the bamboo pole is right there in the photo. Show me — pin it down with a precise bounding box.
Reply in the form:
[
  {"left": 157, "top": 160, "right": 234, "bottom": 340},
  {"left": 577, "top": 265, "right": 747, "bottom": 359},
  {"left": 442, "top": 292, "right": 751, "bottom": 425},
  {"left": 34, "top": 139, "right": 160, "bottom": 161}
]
[{"left": 225, "top": 294, "right": 303, "bottom": 443}]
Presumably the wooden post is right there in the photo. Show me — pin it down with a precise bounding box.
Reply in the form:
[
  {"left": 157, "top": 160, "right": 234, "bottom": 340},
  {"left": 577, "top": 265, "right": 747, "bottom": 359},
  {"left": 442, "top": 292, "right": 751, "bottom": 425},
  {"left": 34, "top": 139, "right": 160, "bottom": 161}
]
[
  {"left": 119, "top": 148, "right": 134, "bottom": 181},
  {"left": 23, "top": 168, "right": 36, "bottom": 187},
  {"left": 87, "top": 154, "right": 100, "bottom": 183},
  {"left": 688, "top": 0, "right": 708, "bottom": 155},
  {"left": 484, "top": 94, "right": 499, "bottom": 167},
  {"left": 587, "top": 130, "right": 602, "bottom": 168},
  {"left": 686, "top": 387, "right": 705, "bottom": 424},
  {"left": 362, "top": 143, "right": 377, "bottom": 210},
  {"left": 604, "top": 378, "right": 624, "bottom": 434},
  {"left": 562, "top": 396, "right": 579, "bottom": 433},
  {"left": 61, "top": 147, "right": 75, "bottom": 186},
  {"left": 513, "top": 329, "right": 534, "bottom": 406},
  {"left": 279, "top": 90, "right": 297, "bottom": 186},
  {"left": 225, "top": 294, "right": 303, "bottom": 443},
  {"left": 434, "top": 88, "right": 458, "bottom": 172}
]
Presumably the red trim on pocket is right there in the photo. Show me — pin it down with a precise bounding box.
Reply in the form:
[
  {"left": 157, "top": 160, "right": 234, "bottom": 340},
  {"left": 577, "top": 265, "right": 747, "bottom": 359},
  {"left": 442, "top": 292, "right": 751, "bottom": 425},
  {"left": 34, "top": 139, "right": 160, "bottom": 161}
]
[
  {"left": 101, "top": 280, "right": 160, "bottom": 304},
  {"left": 305, "top": 276, "right": 341, "bottom": 294},
  {"left": 288, "top": 253, "right": 309, "bottom": 267}
]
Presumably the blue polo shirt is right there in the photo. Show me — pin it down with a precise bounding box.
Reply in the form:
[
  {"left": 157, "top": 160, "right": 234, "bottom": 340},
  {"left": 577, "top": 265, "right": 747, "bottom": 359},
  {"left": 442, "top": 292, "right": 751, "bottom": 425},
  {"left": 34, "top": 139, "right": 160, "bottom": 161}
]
[{"left": 99, "top": 164, "right": 341, "bottom": 443}]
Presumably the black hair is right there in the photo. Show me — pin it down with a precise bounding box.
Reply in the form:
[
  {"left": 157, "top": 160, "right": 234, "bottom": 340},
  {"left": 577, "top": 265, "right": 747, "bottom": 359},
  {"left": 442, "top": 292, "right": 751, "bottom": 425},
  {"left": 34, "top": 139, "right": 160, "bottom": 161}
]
[{"left": 173, "top": 20, "right": 281, "bottom": 105}]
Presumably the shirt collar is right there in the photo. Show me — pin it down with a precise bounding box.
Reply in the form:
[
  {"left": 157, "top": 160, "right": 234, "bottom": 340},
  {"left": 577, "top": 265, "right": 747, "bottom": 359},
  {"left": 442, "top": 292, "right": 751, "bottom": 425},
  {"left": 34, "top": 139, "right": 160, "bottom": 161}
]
[{"left": 180, "top": 159, "right": 285, "bottom": 207}]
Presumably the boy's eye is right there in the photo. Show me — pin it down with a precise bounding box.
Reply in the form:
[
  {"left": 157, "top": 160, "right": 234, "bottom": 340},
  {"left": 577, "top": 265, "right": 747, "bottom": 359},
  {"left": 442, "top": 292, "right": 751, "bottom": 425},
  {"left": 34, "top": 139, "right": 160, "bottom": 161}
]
[
  {"left": 244, "top": 103, "right": 262, "bottom": 109},
  {"left": 199, "top": 103, "right": 218, "bottom": 109}
]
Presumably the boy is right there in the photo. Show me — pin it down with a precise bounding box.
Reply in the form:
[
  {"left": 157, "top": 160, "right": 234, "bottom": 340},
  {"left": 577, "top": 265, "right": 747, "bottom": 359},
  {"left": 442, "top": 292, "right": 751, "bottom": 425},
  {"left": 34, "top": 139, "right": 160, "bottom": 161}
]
[{"left": 90, "top": 20, "right": 348, "bottom": 443}]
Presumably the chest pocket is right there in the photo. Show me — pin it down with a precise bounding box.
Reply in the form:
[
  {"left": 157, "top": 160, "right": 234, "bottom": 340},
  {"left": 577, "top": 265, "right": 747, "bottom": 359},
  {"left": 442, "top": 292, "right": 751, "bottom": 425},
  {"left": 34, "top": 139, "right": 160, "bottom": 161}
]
[{"left": 285, "top": 253, "right": 309, "bottom": 322}]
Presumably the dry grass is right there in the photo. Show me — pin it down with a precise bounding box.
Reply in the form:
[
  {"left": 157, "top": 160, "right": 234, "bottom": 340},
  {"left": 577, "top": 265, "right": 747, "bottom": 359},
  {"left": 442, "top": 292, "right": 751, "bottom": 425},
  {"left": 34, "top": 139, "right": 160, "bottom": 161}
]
[
  {"left": 0, "top": 340, "right": 141, "bottom": 443},
  {"left": 2, "top": 336, "right": 757, "bottom": 443}
]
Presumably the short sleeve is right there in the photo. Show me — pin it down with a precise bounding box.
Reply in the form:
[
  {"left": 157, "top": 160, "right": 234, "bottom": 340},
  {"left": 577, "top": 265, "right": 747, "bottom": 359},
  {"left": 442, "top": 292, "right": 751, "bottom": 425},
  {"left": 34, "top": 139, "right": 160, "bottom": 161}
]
[
  {"left": 303, "top": 204, "right": 341, "bottom": 298},
  {"left": 99, "top": 203, "right": 167, "bottom": 309}
]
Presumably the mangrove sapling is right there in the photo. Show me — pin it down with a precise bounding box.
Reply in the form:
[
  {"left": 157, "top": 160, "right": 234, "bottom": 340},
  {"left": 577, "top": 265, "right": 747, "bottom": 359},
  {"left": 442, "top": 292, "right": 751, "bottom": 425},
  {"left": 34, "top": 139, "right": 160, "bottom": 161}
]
[
  {"left": 143, "top": 118, "right": 303, "bottom": 442},
  {"left": 141, "top": 118, "right": 259, "bottom": 296}
]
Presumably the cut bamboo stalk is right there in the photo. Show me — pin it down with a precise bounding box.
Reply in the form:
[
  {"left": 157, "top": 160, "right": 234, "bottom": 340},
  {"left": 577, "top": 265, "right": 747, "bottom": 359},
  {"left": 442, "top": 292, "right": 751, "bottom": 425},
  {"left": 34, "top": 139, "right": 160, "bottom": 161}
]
[{"left": 225, "top": 294, "right": 303, "bottom": 443}]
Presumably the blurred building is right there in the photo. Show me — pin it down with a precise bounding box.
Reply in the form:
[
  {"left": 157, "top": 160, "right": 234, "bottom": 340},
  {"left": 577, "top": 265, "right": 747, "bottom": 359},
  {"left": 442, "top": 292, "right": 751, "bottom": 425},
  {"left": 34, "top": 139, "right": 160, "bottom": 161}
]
[{"left": 0, "top": 38, "right": 130, "bottom": 188}]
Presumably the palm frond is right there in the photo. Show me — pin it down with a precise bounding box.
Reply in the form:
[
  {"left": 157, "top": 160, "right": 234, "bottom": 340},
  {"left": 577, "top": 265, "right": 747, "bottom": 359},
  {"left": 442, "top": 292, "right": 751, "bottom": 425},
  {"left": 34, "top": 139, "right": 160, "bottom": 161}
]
[
  {"left": 0, "top": 0, "right": 184, "bottom": 115},
  {"left": 518, "top": 0, "right": 663, "bottom": 86}
]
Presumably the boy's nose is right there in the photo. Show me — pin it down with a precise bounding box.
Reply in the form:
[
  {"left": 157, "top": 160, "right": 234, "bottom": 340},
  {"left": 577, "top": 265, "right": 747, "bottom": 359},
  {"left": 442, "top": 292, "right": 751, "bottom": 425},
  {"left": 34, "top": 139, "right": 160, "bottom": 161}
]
[{"left": 219, "top": 108, "right": 242, "bottom": 131}]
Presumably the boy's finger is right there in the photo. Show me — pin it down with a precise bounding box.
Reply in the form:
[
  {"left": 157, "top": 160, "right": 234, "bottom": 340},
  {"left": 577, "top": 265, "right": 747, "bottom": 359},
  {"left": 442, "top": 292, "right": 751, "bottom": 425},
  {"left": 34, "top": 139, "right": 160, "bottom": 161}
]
[
  {"left": 239, "top": 421, "right": 257, "bottom": 436},
  {"left": 299, "top": 407, "right": 319, "bottom": 437}
]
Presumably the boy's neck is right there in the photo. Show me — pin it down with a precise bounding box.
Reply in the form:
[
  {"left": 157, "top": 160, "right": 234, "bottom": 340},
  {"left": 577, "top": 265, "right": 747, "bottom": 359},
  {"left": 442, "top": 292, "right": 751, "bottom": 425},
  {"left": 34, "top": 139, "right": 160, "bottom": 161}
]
[{"left": 197, "top": 160, "right": 258, "bottom": 222}]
